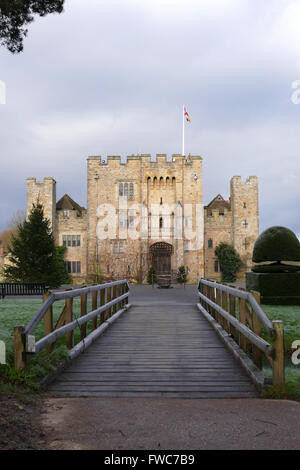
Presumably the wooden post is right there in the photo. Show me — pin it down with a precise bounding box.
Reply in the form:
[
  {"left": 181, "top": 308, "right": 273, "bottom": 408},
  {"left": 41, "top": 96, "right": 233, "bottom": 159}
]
[
  {"left": 92, "top": 290, "right": 98, "bottom": 331},
  {"left": 43, "top": 292, "right": 53, "bottom": 352},
  {"left": 222, "top": 291, "right": 229, "bottom": 332},
  {"left": 116, "top": 284, "right": 121, "bottom": 312},
  {"left": 14, "top": 326, "right": 25, "bottom": 370},
  {"left": 80, "top": 293, "right": 87, "bottom": 340},
  {"left": 238, "top": 298, "right": 247, "bottom": 353},
  {"left": 229, "top": 293, "right": 237, "bottom": 339},
  {"left": 113, "top": 284, "right": 117, "bottom": 314},
  {"left": 65, "top": 297, "right": 74, "bottom": 349},
  {"left": 251, "top": 291, "right": 262, "bottom": 369},
  {"left": 100, "top": 287, "right": 106, "bottom": 324},
  {"left": 272, "top": 320, "right": 285, "bottom": 386},
  {"left": 106, "top": 286, "right": 112, "bottom": 320},
  {"left": 215, "top": 288, "right": 222, "bottom": 326},
  {"left": 124, "top": 282, "right": 129, "bottom": 306}
]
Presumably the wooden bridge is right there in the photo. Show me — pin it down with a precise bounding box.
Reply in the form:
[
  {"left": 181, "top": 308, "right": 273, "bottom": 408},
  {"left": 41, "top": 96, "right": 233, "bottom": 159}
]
[{"left": 13, "top": 280, "right": 285, "bottom": 398}]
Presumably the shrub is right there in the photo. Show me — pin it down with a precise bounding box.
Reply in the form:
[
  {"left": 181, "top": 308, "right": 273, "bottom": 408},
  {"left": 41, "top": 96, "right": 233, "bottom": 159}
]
[{"left": 215, "top": 242, "right": 243, "bottom": 283}]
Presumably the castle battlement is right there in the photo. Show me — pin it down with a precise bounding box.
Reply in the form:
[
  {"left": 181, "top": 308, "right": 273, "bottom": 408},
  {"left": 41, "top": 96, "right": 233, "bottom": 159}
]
[
  {"left": 204, "top": 207, "right": 232, "bottom": 220},
  {"left": 231, "top": 176, "right": 258, "bottom": 187},
  {"left": 87, "top": 154, "right": 202, "bottom": 166}
]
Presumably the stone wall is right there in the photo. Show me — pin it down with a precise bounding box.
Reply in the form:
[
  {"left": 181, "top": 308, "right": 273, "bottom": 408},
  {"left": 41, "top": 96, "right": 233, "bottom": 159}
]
[
  {"left": 231, "top": 176, "right": 259, "bottom": 277},
  {"left": 204, "top": 176, "right": 259, "bottom": 281},
  {"left": 26, "top": 177, "right": 56, "bottom": 235},
  {"left": 86, "top": 154, "right": 204, "bottom": 283},
  {"left": 25, "top": 160, "right": 259, "bottom": 285},
  {"left": 56, "top": 210, "right": 88, "bottom": 284}
]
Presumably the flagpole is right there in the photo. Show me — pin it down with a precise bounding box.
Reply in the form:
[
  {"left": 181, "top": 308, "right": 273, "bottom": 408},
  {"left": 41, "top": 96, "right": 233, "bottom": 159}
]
[{"left": 182, "top": 104, "right": 185, "bottom": 157}]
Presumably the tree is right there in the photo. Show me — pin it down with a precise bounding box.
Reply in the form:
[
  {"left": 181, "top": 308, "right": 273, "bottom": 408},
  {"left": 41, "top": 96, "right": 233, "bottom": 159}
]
[
  {"left": 0, "top": 0, "right": 65, "bottom": 53},
  {"left": 177, "top": 265, "right": 187, "bottom": 284},
  {"left": 4, "top": 202, "right": 69, "bottom": 286},
  {"left": 147, "top": 266, "right": 157, "bottom": 285},
  {"left": 7, "top": 209, "right": 26, "bottom": 231},
  {"left": 0, "top": 210, "right": 26, "bottom": 253},
  {"left": 215, "top": 242, "right": 243, "bottom": 283}
]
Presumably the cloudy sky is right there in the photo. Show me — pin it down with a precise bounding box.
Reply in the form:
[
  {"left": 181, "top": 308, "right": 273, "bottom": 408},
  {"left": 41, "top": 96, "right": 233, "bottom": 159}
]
[{"left": 1, "top": 0, "right": 300, "bottom": 236}]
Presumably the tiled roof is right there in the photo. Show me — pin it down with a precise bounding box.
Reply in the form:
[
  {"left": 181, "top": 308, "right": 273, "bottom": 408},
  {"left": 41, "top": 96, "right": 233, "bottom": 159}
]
[{"left": 56, "top": 194, "right": 85, "bottom": 214}]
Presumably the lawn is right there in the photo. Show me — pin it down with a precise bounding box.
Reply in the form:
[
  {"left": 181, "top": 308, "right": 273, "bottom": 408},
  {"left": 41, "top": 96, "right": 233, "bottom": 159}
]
[{"left": 0, "top": 297, "right": 93, "bottom": 364}]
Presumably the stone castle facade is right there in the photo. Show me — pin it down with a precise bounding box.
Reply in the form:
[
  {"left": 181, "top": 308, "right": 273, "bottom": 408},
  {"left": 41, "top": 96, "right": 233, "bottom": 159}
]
[{"left": 26, "top": 154, "right": 259, "bottom": 284}]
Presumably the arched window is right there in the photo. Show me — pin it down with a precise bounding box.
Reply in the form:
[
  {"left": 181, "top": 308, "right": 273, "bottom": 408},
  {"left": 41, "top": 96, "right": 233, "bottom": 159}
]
[
  {"left": 124, "top": 183, "right": 128, "bottom": 197},
  {"left": 119, "top": 183, "right": 123, "bottom": 197},
  {"left": 159, "top": 217, "right": 163, "bottom": 229},
  {"left": 208, "top": 239, "right": 213, "bottom": 248}
]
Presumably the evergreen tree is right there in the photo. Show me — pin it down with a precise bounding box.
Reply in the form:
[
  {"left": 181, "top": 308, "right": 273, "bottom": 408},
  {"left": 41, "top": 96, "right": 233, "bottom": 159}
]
[
  {"left": 147, "top": 266, "right": 157, "bottom": 284},
  {"left": 215, "top": 242, "right": 243, "bottom": 283},
  {"left": 177, "top": 265, "right": 187, "bottom": 284},
  {"left": 4, "top": 202, "right": 69, "bottom": 286}
]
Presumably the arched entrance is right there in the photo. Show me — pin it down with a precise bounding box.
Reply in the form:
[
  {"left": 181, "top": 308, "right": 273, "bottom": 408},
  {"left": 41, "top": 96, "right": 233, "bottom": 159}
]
[{"left": 149, "top": 242, "right": 173, "bottom": 275}]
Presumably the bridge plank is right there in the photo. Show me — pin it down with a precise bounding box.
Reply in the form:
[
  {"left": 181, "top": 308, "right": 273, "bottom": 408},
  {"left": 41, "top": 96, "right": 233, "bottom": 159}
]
[{"left": 47, "top": 302, "right": 258, "bottom": 398}]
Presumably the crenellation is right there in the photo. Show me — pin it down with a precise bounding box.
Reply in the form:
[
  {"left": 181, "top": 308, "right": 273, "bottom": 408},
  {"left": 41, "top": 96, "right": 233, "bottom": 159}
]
[{"left": 25, "top": 155, "right": 258, "bottom": 285}]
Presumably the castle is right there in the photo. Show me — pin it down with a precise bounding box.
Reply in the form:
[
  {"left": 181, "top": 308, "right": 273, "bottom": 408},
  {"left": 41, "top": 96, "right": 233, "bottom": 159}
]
[{"left": 26, "top": 154, "right": 259, "bottom": 284}]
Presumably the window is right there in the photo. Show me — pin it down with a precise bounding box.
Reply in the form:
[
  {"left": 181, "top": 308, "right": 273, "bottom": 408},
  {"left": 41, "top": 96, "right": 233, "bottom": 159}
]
[
  {"left": 208, "top": 239, "right": 213, "bottom": 248},
  {"left": 129, "top": 183, "right": 134, "bottom": 200},
  {"left": 185, "top": 216, "right": 191, "bottom": 228},
  {"left": 214, "top": 260, "right": 219, "bottom": 273},
  {"left": 119, "top": 182, "right": 134, "bottom": 200},
  {"left": 63, "top": 210, "right": 70, "bottom": 219},
  {"left": 62, "top": 235, "right": 81, "bottom": 247},
  {"left": 243, "top": 202, "right": 247, "bottom": 209},
  {"left": 112, "top": 241, "right": 125, "bottom": 254},
  {"left": 119, "top": 213, "right": 128, "bottom": 229},
  {"left": 128, "top": 215, "right": 135, "bottom": 228},
  {"left": 66, "top": 261, "right": 81, "bottom": 274},
  {"left": 159, "top": 217, "right": 163, "bottom": 229},
  {"left": 184, "top": 241, "right": 190, "bottom": 252},
  {"left": 160, "top": 197, "right": 163, "bottom": 205}
]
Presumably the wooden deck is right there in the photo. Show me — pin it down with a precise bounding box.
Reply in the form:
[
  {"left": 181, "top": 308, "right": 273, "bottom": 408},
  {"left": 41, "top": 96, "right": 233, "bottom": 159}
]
[{"left": 47, "top": 302, "right": 258, "bottom": 398}]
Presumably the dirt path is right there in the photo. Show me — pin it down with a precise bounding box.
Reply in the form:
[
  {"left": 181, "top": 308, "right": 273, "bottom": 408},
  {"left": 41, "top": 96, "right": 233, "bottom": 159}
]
[{"left": 39, "top": 397, "right": 300, "bottom": 450}]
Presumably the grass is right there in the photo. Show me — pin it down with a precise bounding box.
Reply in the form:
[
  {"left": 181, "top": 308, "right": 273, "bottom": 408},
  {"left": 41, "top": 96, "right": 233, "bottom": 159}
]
[
  {"left": 0, "top": 297, "right": 94, "bottom": 364},
  {"left": 258, "top": 304, "right": 300, "bottom": 400},
  {"left": 261, "top": 304, "right": 300, "bottom": 353}
]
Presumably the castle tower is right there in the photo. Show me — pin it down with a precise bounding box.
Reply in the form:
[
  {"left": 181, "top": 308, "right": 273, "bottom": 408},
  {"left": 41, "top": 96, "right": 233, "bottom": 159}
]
[
  {"left": 86, "top": 154, "right": 204, "bottom": 283},
  {"left": 26, "top": 177, "right": 57, "bottom": 235},
  {"left": 230, "top": 176, "right": 259, "bottom": 272}
]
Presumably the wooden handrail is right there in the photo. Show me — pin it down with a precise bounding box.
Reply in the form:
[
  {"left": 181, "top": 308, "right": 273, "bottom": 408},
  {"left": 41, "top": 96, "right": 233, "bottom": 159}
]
[
  {"left": 24, "top": 280, "right": 129, "bottom": 335},
  {"left": 14, "top": 280, "right": 130, "bottom": 370},
  {"left": 34, "top": 292, "right": 129, "bottom": 353},
  {"left": 198, "top": 292, "right": 273, "bottom": 355},
  {"left": 199, "top": 278, "right": 274, "bottom": 335},
  {"left": 198, "top": 278, "right": 285, "bottom": 388}
]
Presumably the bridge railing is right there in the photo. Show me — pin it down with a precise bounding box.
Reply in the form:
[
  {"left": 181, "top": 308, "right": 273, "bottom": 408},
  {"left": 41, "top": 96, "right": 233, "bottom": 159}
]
[
  {"left": 13, "top": 280, "right": 130, "bottom": 370},
  {"left": 197, "top": 278, "right": 285, "bottom": 389}
]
